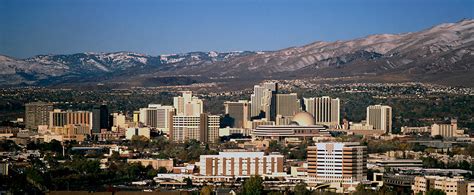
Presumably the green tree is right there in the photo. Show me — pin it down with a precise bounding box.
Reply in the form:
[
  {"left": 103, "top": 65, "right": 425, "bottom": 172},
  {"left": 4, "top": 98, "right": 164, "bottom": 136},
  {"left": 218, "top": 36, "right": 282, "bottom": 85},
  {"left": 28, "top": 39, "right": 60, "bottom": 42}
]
[
  {"left": 157, "top": 166, "right": 168, "bottom": 173},
  {"left": 184, "top": 177, "right": 193, "bottom": 188},
  {"left": 426, "top": 189, "right": 446, "bottom": 195},
  {"left": 294, "top": 182, "right": 309, "bottom": 195},
  {"left": 200, "top": 185, "right": 212, "bottom": 195},
  {"left": 241, "top": 175, "right": 263, "bottom": 195}
]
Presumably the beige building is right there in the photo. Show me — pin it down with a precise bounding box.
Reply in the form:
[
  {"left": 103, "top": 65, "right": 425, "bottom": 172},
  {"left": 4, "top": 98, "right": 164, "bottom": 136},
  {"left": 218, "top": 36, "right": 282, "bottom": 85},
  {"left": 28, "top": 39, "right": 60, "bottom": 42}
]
[
  {"left": 304, "top": 96, "right": 340, "bottom": 128},
  {"left": 127, "top": 159, "right": 174, "bottom": 171},
  {"left": 276, "top": 93, "right": 300, "bottom": 117},
  {"left": 173, "top": 91, "right": 203, "bottom": 116},
  {"left": 139, "top": 104, "right": 175, "bottom": 132},
  {"left": 307, "top": 142, "right": 367, "bottom": 185},
  {"left": 25, "top": 102, "right": 53, "bottom": 130},
  {"left": 412, "top": 176, "right": 469, "bottom": 195},
  {"left": 366, "top": 105, "right": 392, "bottom": 133},
  {"left": 49, "top": 109, "right": 92, "bottom": 130},
  {"left": 431, "top": 119, "right": 464, "bottom": 138},
  {"left": 224, "top": 100, "right": 250, "bottom": 129},
  {"left": 171, "top": 113, "right": 219, "bottom": 143},
  {"left": 250, "top": 83, "right": 277, "bottom": 120},
  {"left": 199, "top": 151, "right": 284, "bottom": 178}
]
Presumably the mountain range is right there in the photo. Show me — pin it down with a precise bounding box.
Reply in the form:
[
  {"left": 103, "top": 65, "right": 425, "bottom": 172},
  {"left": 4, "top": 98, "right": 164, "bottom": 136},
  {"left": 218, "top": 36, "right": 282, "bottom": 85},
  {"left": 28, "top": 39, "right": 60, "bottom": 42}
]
[{"left": 1, "top": 19, "right": 473, "bottom": 87}]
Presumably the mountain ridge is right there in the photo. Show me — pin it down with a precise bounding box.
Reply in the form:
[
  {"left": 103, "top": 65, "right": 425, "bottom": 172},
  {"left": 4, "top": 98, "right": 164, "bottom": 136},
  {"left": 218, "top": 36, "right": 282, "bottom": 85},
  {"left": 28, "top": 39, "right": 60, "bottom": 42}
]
[{"left": 1, "top": 19, "right": 473, "bottom": 87}]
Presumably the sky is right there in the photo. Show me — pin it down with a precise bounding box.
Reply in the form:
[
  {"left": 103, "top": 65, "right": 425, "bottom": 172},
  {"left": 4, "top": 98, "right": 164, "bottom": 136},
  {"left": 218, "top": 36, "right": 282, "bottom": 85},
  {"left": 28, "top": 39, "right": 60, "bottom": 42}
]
[{"left": 0, "top": 0, "right": 473, "bottom": 58}]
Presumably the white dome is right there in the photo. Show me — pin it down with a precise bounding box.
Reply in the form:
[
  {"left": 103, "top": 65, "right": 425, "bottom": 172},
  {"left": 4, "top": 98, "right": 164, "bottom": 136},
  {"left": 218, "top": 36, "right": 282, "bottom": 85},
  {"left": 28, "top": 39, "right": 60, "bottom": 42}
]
[{"left": 291, "top": 112, "right": 315, "bottom": 126}]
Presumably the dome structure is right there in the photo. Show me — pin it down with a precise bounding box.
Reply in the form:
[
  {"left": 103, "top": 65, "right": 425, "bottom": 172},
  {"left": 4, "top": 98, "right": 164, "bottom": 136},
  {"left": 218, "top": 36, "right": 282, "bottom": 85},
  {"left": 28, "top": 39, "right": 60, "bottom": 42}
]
[{"left": 291, "top": 112, "right": 315, "bottom": 126}]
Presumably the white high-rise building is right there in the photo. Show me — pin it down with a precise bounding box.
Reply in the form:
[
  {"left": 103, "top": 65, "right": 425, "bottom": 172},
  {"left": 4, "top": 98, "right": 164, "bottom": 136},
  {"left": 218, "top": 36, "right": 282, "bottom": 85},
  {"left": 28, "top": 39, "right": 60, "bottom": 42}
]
[
  {"left": 250, "top": 82, "right": 277, "bottom": 120},
  {"left": 173, "top": 91, "right": 203, "bottom": 116},
  {"left": 139, "top": 104, "right": 175, "bottom": 133},
  {"left": 304, "top": 96, "right": 340, "bottom": 128},
  {"left": 366, "top": 105, "right": 392, "bottom": 133}
]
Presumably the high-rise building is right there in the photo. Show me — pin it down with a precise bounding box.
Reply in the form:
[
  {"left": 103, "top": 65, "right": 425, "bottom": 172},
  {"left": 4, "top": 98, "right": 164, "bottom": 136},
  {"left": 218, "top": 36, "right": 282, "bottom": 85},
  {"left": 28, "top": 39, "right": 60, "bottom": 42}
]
[
  {"left": 250, "top": 82, "right": 277, "bottom": 120},
  {"left": 171, "top": 114, "right": 220, "bottom": 143},
  {"left": 92, "top": 105, "right": 110, "bottom": 134},
  {"left": 25, "top": 102, "right": 53, "bottom": 130},
  {"left": 173, "top": 91, "right": 203, "bottom": 116},
  {"left": 304, "top": 96, "right": 340, "bottom": 128},
  {"left": 199, "top": 151, "right": 284, "bottom": 177},
  {"left": 307, "top": 142, "right": 367, "bottom": 185},
  {"left": 224, "top": 100, "right": 250, "bottom": 128},
  {"left": 276, "top": 93, "right": 300, "bottom": 117},
  {"left": 139, "top": 104, "right": 175, "bottom": 133},
  {"left": 366, "top": 105, "right": 392, "bottom": 133},
  {"left": 49, "top": 109, "right": 93, "bottom": 130}
]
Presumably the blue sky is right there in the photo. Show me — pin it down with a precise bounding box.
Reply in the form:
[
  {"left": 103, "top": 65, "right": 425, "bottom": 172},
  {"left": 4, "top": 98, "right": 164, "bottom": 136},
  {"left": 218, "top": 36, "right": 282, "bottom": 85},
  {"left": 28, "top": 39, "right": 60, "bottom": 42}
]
[{"left": 1, "top": 0, "right": 473, "bottom": 58}]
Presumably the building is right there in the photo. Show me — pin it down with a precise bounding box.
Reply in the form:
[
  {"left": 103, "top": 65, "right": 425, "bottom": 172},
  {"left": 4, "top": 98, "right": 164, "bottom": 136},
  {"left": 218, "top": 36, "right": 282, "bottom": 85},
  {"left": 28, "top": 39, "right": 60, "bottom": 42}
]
[
  {"left": 91, "top": 105, "right": 110, "bottom": 134},
  {"left": 199, "top": 151, "right": 284, "bottom": 178},
  {"left": 276, "top": 93, "right": 300, "bottom": 117},
  {"left": 171, "top": 114, "right": 220, "bottom": 143},
  {"left": 304, "top": 97, "right": 340, "bottom": 128},
  {"left": 401, "top": 126, "right": 431, "bottom": 134},
  {"left": 125, "top": 127, "right": 151, "bottom": 139},
  {"left": 49, "top": 109, "right": 92, "bottom": 130},
  {"left": 412, "top": 176, "right": 469, "bottom": 195},
  {"left": 250, "top": 82, "right": 277, "bottom": 120},
  {"left": 139, "top": 104, "right": 175, "bottom": 132},
  {"left": 307, "top": 142, "right": 367, "bottom": 185},
  {"left": 253, "top": 112, "right": 330, "bottom": 141},
  {"left": 25, "top": 102, "right": 53, "bottom": 130},
  {"left": 224, "top": 100, "right": 250, "bottom": 129},
  {"left": 112, "top": 112, "right": 126, "bottom": 128},
  {"left": 173, "top": 91, "right": 203, "bottom": 116},
  {"left": 431, "top": 119, "right": 464, "bottom": 138},
  {"left": 366, "top": 105, "right": 392, "bottom": 133},
  {"left": 127, "top": 159, "right": 174, "bottom": 171},
  {"left": 219, "top": 127, "right": 252, "bottom": 137}
]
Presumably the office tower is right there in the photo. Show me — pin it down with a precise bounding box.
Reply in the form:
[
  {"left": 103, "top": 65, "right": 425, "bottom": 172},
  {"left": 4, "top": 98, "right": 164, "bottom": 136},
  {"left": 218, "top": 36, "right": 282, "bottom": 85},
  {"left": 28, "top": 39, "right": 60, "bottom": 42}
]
[
  {"left": 25, "top": 102, "right": 53, "bottom": 130},
  {"left": 49, "top": 109, "right": 93, "bottom": 130},
  {"left": 173, "top": 91, "right": 203, "bottom": 116},
  {"left": 307, "top": 142, "right": 367, "bottom": 184},
  {"left": 276, "top": 93, "right": 300, "bottom": 117},
  {"left": 199, "top": 152, "right": 284, "bottom": 176},
  {"left": 250, "top": 82, "right": 277, "bottom": 120},
  {"left": 366, "top": 105, "right": 392, "bottom": 133},
  {"left": 304, "top": 96, "right": 340, "bottom": 128},
  {"left": 224, "top": 100, "right": 250, "bottom": 128},
  {"left": 171, "top": 114, "right": 220, "bottom": 143},
  {"left": 139, "top": 104, "right": 175, "bottom": 133},
  {"left": 92, "top": 105, "right": 110, "bottom": 134}
]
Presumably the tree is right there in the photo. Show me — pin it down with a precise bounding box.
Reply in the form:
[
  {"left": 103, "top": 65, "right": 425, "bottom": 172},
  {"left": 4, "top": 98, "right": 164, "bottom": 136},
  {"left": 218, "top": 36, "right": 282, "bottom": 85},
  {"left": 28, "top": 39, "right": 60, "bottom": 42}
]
[
  {"left": 294, "top": 182, "right": 309, "bottom": 195},
  {"left": 426, "top": 189, "right": 446, "bottom": 195},
  {"left": 200, "top": 185, "right": 212, "bottom": 195},
  {"left": 184, "top": 177, "right": 193, "bottom": 188},
  {"left": 157, "top": 166, "right": 168, "bottom": 173},
  {"left": 241, "top": 175, "right": 263, "bottom": 195}
]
